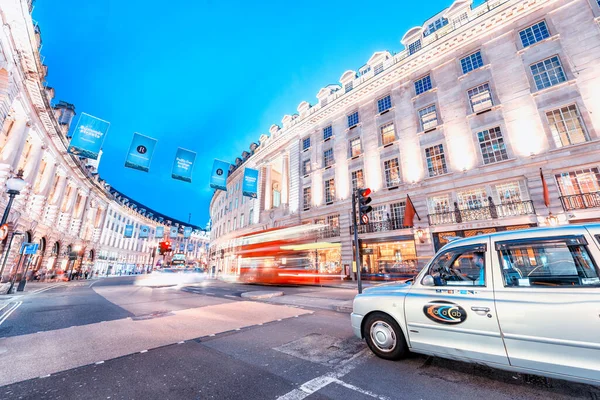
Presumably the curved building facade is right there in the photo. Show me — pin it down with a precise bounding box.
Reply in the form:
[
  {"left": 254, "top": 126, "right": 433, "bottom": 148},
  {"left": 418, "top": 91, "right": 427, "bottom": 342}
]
[
  {"left": 209, "top": 0, "right": 600, "bottom": 280},
  {"left": 0, "top": 0, "right": 208, "bottom": 282}
]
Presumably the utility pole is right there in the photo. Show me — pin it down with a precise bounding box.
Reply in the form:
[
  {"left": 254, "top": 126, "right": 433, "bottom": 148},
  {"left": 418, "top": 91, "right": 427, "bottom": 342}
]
[{"left": 351, "top": 190, "right": 363, "bottom": 294}]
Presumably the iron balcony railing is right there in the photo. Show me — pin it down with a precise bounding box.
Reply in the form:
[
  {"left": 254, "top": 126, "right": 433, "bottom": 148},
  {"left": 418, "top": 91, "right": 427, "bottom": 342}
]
[
  {"left": 428, "top": 199, "right": 536, "bottom": 225},
  {"left": 350, "top": 218, "right": 407, "bottom": 235},
  {"left": 317, "top": 227, "right": 340, "bottom": 239},
  {"left": 559, "top": 192, "right": 600, "bottom": 211}
]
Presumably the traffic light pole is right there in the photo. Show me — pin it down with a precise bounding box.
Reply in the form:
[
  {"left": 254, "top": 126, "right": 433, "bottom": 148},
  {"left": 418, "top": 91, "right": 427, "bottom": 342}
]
[{"left": 352, "top": 189, "right": 363, "bottom": 294}]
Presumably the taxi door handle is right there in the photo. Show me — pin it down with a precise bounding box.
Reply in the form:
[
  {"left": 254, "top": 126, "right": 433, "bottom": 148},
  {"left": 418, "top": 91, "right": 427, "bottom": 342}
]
[{"left": 471, "top": 306, "right": 490, "bottom": 313}]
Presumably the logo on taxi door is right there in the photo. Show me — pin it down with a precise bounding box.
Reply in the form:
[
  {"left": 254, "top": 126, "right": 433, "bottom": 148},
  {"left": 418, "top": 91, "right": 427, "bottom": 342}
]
[{"left": 423, "top": 301, "right": 467, "bottom": 325}]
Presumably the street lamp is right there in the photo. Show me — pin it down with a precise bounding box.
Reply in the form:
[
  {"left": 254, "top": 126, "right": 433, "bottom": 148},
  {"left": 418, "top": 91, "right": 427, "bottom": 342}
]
[{"left": 1, "top": 170, "right": 27, "bottom": 226}]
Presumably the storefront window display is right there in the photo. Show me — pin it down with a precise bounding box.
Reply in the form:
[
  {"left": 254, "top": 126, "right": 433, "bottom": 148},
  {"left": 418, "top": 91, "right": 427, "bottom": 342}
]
[{"left": 361, "top": 240, "right": 418, "bottom": 280}]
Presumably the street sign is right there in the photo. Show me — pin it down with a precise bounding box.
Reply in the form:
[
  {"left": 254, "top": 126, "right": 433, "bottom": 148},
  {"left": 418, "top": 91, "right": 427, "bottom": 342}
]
[
  {"left": 0, "top": 224, "right": 8, "bottom": 240},
  {"left": 20, "top": 243, "right": 39, "bottom": 255},
  {"left": 361, "top": 214, "right": 369, "bottom": 225},
  {"left": 361, "top": 248, "right": 374, "bottom": 255}
]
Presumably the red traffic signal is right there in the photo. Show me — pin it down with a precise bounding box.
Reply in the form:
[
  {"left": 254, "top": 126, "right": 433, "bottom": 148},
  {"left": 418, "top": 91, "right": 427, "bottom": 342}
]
[
  {"left": 358, "top": 188, "right": 372, "bottom": 224},
  {"left": 159, "top": 241, "right": 173, "bottom": 255}
]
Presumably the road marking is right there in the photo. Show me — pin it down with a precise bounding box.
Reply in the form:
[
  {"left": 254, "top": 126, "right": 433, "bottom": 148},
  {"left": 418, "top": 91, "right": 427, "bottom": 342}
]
[
  {"left": 140, "top": 350, "right": 148, "bottom": 353},
  {"left": 29, "top": 283, "right": 68, "bottom": 295},
  {"left": 0, "top": 302, "right": 10, "bottom": 313},
  {"left": 0, "top": 301, "right": 22, "bottom": 326},
  {"left": 178, "top": 341, "right": 185, "bottom": 344},
  {"left": 206, "top": 292, "right": 215, "bottom": 295},
  {"left": 224, "top": 295, "right": 237, "bottom": 298},
  {"left": 39, "top": 375, "right": 51, "bottom": 379},
  {"left": 235, "top": 328, "right": 241, "bottom": 331},
  {"left": 95, "top": 361, "right": 104, "bottom": 365}
]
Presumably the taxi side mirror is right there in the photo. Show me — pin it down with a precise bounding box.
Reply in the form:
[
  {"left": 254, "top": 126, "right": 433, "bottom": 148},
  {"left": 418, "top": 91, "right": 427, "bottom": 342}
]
[{"left": 422, "top": 275, "right": 435, "bottom": 286}]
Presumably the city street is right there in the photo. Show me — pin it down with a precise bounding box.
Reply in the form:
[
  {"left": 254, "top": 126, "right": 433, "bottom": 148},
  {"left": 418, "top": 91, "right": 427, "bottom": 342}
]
[{"left": 0, "top": 277, "right": 598, "bottom": 400}]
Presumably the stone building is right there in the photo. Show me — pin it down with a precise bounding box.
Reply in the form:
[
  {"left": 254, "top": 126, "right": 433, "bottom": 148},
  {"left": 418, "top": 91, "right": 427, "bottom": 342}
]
[
  {"left": 209, "top": 0, "right": 600, "bottom": 280},
  {"left": 0, "top": 0, "right": 206, "bottom": 282}
]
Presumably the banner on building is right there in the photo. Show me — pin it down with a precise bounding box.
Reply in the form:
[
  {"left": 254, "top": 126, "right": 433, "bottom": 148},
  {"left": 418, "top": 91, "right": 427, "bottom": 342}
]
[
  {"left": 124, "top": 224, "right": 134, "bottom": 238},
  {"left": 172, "top": 148, "right": 196, "bottom": 183},
  {"left": 67, "top": 113, "right": 111, "bottom": 160},
  {"left": 209, "top": 159, "right": 231, "bottom": 191},
  {"left": 124, "top": 133, "right": 157, "bottom": 172},
  {"left": 139, "top": 225, "right": 150, "bottom": 238},
  {"left": 155, "top": 226, "right": 164, "bottom": 239},
  {"left": 169, "top": 226, "right": 178, "bottom": 238},
  {"left": 242, "top": 168, "right": 259, "bottom": 198},
  {"left": 187, "top": 243, "right": 194, "bottom": 252},
  {"left": 183, "top": 226, "right": 192, "bottom": 238}
]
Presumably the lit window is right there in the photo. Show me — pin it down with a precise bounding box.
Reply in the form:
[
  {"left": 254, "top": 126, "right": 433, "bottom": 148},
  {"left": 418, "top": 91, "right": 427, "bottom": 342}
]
[
  {"left": 556, "top": 168, "right": 600, "bottom": 196},
  {"left": 303, "top": 187, "right": 311, "bottom": 210},
  {"left": 468, "top": 83, "right": 493, "bottom": 113},
  {"left": 414, "top": 75, "right": 432, "bottom": 96},
  {"left": 324, "top": 179, "right": 335, "bottom": 203},
  {"left": 323, "top": 125, "right": 333, "bottom": 141},
  {"left": 302, "top": 137, "right": 311, "bottom": 151},
  {"left": 460, "top": 51, "right": 483, "bottom": 74},
  {"left": 302, "top": 159, "right": 311, "bottom": 175},
  {"left": 530, "top": 56, "right": 566, "bottom": 90},
  {"left": 457, "top": 188, "right": 488, "bottom": 209},
  {"left": 428, "top": 195, "right": 452, "bottom": 214},
  {"left": 519, "top": 21, "right": 550, "bottom": 48},
  {"left": 546, "top": 105, "right": 588, "bottom": 147},
  {"left": 390, "top": 202, "right": 406, "bottom": 228},
  {"left": 349, "top": 137, "right": 362, "bottom": 158},
  {"left": 323, "top": 148, "right": 334, "bottom": 168},
  {"left": 345, "top": 81, "right": 353, "bottom": 93},
  {"left": 423, "top": 17, "right": 448, "bottom": 37},
  {"left": 494, "top": 181, "right": 527, "bottom": 204},
  {"left": 347, "top": 111, "right": 359, "bottom": 127},
  {"left": 384, "top": 158, "right": 401, "bottom": 188},
  {"left": 351, "top": 170, "right": 364, "bottom": 192},
  {"left": 477, "top": 127, "right": 509, "bottom": 164},
  {"left": 249, "top": 209, "right": 254, "bottom": 224},
  {"left": 418, "top": 104, "right": 438, "bottom": 131},
  {"left": 425, "top": 144, "right": 448, "bottom": 177},
  {"left": 380, "top": 122, "right": 396, "bottom": 145},
  {"left": 408, "top": 40, "right": 422, "bottom": 55},
  {"left": 377, "top": 95, "right": 392, "bottom": 113},
  {"left": 374, "top": 63, "right": 384, "bottom": 75}
]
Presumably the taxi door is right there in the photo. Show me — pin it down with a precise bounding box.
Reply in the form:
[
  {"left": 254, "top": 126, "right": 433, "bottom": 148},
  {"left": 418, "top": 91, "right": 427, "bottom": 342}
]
[{"left": 404, "top": 239, "right": 510, "bottom": 366}]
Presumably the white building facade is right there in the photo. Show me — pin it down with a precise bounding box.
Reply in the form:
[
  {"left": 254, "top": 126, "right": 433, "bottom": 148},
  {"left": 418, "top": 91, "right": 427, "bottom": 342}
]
[{"left": 209, "top": 0, "right": 600, "bottom": 280}]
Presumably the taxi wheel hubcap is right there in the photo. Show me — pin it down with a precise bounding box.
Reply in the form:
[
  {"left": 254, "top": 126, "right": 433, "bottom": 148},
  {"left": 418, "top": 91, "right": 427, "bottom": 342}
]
[{"left": 370, "top": 321, "right": 396, "bottom": 353}]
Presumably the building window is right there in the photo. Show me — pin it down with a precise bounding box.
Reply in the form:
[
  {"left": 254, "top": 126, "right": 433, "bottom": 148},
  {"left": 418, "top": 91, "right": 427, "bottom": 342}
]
[
  {"left": 249, "top": 209, "right": 254, "bottom": 224},
  {"left": 414, "top": 75, "right": 432, "bottom": 96},
  {"left": 390, "top": 202, "right": 406, "bottom": 228},
  {"left": 468, "top": 83, "right": 493, "bottom": 113},
  {"left": 384, "top": 158, "right": 401, "bottom": 188},
  {"left": 418, "top": 104, "right": 438, "bottom": 131},
  {"left": 347, "top": 111, "right": 359, "bottom": 128},
  {"left": 428, "top": 195, "right": 452, "bottom": 214},
  {"left": 234, "top": 198, "right": 238, "bottom": 209},
  {"left": 323, "top": 125, "right": 333, "bottom": 141},
  {"left": 321, "top": 98, "right": 328, "bottom": 107},
  {"left": 460, "top": 51, "right": 483, "bottom": 74},
  {"left": 302, "top": 137, "right": 311, "bottom": 151},
  {"left": 302, "top": 159, "right": 311, "bottom": 175},
  {"left": 345, "top": 81, "right": 353, "bottom": 93},
  {"left": 240, "top": 214, "right": 245, "bottom": 228},
  {"left": 371, "top": 205, "right": 386, "bottom": 222},
  {"left": 425, "top": 144, "right": 448, "bottom": 177},
  {"left": 351, "top": 169, "right": 364, "bottom": 192},
  {"left": 494, "top": 181, "right": 528, "bottom": 204},
  {"left": 303, "top": 187, "right": 311, "bottom": 210},
  {"left": 556, "top": 168, "right": 600, "bottom": 196},
  {"left": 477, "top": 127, "right": 509, "bottom": 164},
  {"left": 233, "top": 217, "right": 237, "bottom": 230},
  {"left": 377, "top": 95, "right": 392, "bottom": 113},
  {"left": 349, "top": 137, "right": 362, "bottom": 158},
  {"left": 530, "top": 56, "right": 566, "bottom": 90},
  {"left": 457, "top": 188, "right": 488, "bottom": 209},
  {"left": 380, "top": 122, "right": 396, "bottom": 145},
  {"left": 323, "top": 148, "right": 334, "bottom": 168},
  {"left": 546, "top": 104, "right": 588, "bottom": 147},
  {"left": 374, "top": 62, "right": 384, "bottom": 75},
  {"left": 408, "top": 39, "right": 422, "bottom": 55},
  {"left": 324, "top": 179, "right": 335, "bottom": 204},
  {"left": 519, "top": 21, "right": 550, "bottom": 48},
  {"left": 424, "top": 17, "right": 448, "bottom": 37}
]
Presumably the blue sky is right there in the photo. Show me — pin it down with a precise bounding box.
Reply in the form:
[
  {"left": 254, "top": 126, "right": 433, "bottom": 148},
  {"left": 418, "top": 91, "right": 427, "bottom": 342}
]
[{"left": 33, "top": 0, "right": 451, "bottom": 226}]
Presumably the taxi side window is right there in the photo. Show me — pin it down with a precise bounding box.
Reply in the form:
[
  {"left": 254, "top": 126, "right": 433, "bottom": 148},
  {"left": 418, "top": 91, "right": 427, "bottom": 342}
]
[
  {"left": 424, "top": 245, "right": 487, "bottom": 287},
  {"left": 497, "top": 237, "right": 600, "bottom": 287}
]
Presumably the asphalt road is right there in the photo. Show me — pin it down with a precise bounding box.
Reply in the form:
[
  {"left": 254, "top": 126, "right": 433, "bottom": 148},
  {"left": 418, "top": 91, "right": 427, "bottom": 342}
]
[{"left": 0, "top": 276, "right": 598, "bottom": 400}]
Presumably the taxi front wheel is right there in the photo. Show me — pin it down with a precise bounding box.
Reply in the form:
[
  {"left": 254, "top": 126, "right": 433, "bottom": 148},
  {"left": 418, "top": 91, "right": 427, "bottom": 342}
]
[{"left": 363, "top": 312, "right": 408, "bottom": 360}]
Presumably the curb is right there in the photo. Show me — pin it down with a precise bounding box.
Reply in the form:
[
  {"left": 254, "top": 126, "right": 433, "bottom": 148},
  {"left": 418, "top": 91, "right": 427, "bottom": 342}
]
[
  {"left": 241, "top": 291, "right": 284, "bottom": 300},
  {"left": 332, "top": 304, "right": 353, "bottom": 313}
]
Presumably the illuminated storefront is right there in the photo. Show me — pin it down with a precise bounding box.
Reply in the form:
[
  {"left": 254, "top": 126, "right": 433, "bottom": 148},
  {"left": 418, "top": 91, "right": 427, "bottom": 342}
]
[{"left": 360, "top": 238, "right": 418, "bottom": 280}]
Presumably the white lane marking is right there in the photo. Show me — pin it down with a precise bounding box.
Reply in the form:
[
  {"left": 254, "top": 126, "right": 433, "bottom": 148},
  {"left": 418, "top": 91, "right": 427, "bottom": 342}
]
[
  {"left": 39, "top": 375, "right": 51, "bottom": 379},
  {"left": 224, "top": 295, "right": 237, "bottom": 298},
  {"left": 140, "top": 350, "right": 148, "bottom": 353},
  {"left": 29, "top": 283, "right": 67, "bottom": 295},
  {"left": 0, "top": 302, "right": 10, "bottom": 313},
  {"left": 276, "top": 349, "right": 380, "bottom": 400},
  {"left": 95, "top": 361, "right": 104, "bottom": 365},
  {"left": 0, "top": 301, "right": 22, "bottom": 326},
  {"left": 177, "top": 341, "right": 185, "bottom": 344},
  {"left": 333, "top": 379, "right": 390, "bottom": 399},
  {"left": 205, "top": 292, "right": 215, "bottom": 295}
]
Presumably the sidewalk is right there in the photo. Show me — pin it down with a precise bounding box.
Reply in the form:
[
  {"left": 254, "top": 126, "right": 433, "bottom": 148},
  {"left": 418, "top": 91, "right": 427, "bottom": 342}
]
[{"left": 0, "top": 278, "right": 99, "bottom": 297}]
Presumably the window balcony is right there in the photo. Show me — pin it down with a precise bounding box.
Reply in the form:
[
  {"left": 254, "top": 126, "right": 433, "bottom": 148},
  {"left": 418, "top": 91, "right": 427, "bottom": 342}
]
[
  {"left": 350, "top": 218, "right": 407, "bottom": 234},
  {"left": 317, "top": 227, "right": 340, "bottom": 239},
  {"left": 428, "top": 199, "right": 536, "bottom": 225},
  {"left": 559, "top": 192, "right": 600, "bottom": 211}
]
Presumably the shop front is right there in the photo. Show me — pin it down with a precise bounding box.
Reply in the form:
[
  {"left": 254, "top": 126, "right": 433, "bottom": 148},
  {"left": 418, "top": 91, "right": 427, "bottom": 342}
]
[
  {"left": 359, "top": 236, "right": 418, "bottom": 281},
  {"left": 432, "top": 223, "right": 537, "bottom": 251}
]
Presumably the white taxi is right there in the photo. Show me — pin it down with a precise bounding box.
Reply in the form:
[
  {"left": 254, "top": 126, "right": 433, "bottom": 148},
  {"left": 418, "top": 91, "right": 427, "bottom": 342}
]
[{"left": 351, "top": 224, "right": 600, "bottom": 385}]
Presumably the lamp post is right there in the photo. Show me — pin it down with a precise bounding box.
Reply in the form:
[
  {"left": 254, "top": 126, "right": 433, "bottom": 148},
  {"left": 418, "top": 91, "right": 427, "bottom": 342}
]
[
  {"left": 149, "top": 242, "right": 157, "bottom": 273},
  {"left": 0, "top": 231, "right": 23, "bottom": 284},
  {"left": 1, "top": 170, "right": 27, "bottom": 227}
]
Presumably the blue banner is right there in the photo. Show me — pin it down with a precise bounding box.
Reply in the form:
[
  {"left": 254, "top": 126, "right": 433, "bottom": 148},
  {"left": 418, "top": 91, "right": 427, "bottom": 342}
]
[
  {"left": 155, "top": 226, "right": 164, "bottom": 239},
  {"left": 124, "top": 224, "right": 134, "bottom": 238},
  {"left": 242, "top": 168, "right": 259, "bottom": 198},
  {"left": 187, "top": 243, "right": 194, "bottom": 252},
  {"left": 169, "top": 226, "right": 178, "bottom": 238},
  {"left": 172, "top": 148, "right": 196, "bottom": 183},
  {"left": 139, "top": 225, "right": 150, "bottom": 238},
  {"left": 179, "top": 243, "right": 185, "bottom": 251},
  {"left": 183, "top": 226, "right": 192, "bottom": 238},
  {"left": 210, "top": 159, "right": 231, "bottom": 191},
  {"left": 124, "top": 132, "right": 157, "bottom": 172},
  {"left": 67, "top": 113, "right": 110, "bottom": 160}
]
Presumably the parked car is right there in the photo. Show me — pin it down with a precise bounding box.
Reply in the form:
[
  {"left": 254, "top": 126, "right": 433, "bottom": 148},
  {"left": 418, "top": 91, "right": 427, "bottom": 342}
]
[{"left": 351, "top": 224, "right": 600, "bottom": 386}]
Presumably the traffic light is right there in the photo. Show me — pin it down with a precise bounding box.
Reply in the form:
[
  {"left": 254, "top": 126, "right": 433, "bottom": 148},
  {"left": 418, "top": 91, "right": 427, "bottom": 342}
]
[
  {"left": 159, "top": 241, "right": 172, "bottom": 255},
  {"left": 358, "top": 188, "right": 372, "bottom": 225}
]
